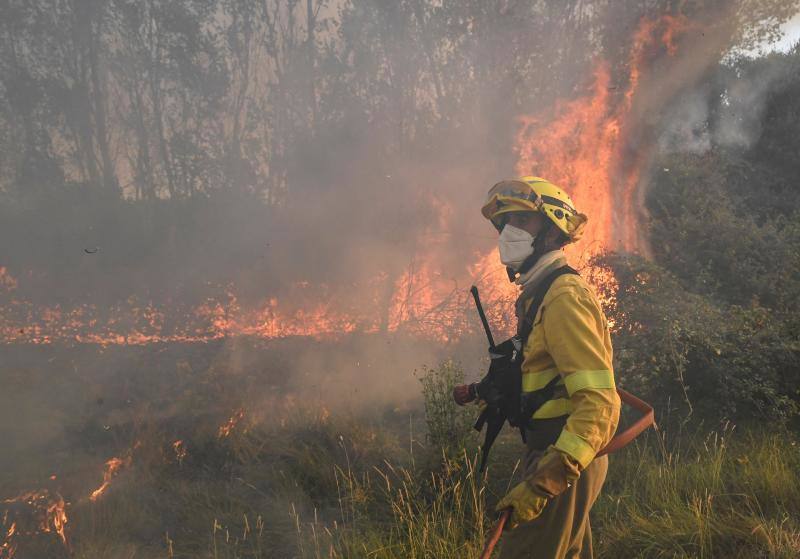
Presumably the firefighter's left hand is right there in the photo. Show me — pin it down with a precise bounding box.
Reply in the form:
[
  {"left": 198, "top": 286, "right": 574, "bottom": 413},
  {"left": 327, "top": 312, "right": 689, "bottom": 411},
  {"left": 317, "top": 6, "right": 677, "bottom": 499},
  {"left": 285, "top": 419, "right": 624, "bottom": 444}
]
[
  {"left": 495, "top": 480, "right": 548, "bottom": 530},
  {"left": 528, "top": 447, "right": 581, "bottom": 498},
  {"left": 452, "top": 383, "right": 476, "bottom": 406}
]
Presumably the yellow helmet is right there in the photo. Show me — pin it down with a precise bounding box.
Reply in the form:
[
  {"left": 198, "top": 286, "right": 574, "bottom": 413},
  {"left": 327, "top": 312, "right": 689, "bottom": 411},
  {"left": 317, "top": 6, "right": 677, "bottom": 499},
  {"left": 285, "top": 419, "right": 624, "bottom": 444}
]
[{"left": 481, "top": 176, "right": 588, "bottom": 243}]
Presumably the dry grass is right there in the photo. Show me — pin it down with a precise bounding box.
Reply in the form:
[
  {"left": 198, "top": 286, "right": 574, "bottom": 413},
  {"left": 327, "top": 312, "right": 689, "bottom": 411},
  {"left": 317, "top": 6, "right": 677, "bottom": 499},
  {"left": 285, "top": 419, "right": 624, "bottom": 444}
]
[{"left": 3, "top": 356, "right": 799, "bottom": 558}]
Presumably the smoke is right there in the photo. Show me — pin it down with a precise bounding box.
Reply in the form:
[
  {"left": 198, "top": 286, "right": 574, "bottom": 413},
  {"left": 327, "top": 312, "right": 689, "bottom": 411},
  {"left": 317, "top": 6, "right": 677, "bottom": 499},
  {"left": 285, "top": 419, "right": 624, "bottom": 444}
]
[
  {"left": 2, "top": 2, "right": 797, "bottom": 444},
  {"left": 1, "top": 3, "right": 797, "bottom": 414},
  {"left": 657, "top": 89, "right": 714, "bottom": 154},
  {"left": 5, "top": 3, "right": 800, "bottom": 556},
  {"left": 657, "top": 52, "right": 791, "bottom": 154}
]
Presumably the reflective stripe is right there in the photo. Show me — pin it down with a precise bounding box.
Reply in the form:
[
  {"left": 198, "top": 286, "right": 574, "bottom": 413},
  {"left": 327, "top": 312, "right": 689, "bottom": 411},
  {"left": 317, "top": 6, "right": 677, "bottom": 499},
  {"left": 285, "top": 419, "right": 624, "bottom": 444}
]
[
  {"left": 554, "top": 430, "right": 596, "bottom": 469},
  {"left": 531, "top": 398, "right": 571, "bottom": 419},
  {"left": 563, "top": 370, "right": 615, "bottom": 396},
  {"left": 540, "top": 194, "right": 577, "bottom": 215},
  {"left": 521, "top": 368, "right": 562, "bottom": 392}
]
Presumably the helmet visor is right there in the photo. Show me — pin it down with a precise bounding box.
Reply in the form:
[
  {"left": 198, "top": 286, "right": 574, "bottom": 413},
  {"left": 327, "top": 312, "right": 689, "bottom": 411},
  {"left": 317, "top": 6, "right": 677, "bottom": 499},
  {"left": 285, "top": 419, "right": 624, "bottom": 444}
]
[
  {"left": 485, "top": 180, "right": 541, "bottom": 205},
  {"left": 482, "top": 180, "right": 543, "bottom": 230}
]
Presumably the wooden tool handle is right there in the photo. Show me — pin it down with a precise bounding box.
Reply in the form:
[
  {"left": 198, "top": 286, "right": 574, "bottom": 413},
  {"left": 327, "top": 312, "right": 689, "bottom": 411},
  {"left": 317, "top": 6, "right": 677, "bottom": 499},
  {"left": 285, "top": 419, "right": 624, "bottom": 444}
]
[{"left": 479, "top": 388, "right": 655, "bottom": 557}]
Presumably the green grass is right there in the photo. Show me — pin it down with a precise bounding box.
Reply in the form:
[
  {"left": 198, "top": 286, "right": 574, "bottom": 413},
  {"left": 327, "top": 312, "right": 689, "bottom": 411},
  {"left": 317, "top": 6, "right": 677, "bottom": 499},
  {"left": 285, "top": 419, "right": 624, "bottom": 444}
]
[
  {"left": 189, "top": 418, "right": 800, "bottom": 559},
  {"left": 4, "top": 359, "right": 800, "bottom": 558},
  {"left": 593, "top": 426, "right": 800, "bottom": 558}
]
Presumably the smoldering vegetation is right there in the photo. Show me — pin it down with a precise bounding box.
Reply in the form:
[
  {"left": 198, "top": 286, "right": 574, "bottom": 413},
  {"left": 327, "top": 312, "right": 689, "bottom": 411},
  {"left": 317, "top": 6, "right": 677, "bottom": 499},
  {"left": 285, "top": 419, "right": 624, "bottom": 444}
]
[
  {"left": 2, "top": 341, "right": 799, "bottom": 558},
  {"left": 0, "top": 334, "right": 484, "bottom": 558},
  {"left": 2, "top": 0, "right": 800, "bottom": 558},
  {"left": 0, "top": 0, "right": 792, "bottom": 309}
]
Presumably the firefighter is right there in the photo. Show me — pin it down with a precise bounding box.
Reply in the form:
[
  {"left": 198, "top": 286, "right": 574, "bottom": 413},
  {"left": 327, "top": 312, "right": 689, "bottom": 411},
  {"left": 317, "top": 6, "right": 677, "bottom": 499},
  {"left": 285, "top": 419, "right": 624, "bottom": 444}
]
[{"left": 470, "top": 176, "right": 620, "bottom": 558}]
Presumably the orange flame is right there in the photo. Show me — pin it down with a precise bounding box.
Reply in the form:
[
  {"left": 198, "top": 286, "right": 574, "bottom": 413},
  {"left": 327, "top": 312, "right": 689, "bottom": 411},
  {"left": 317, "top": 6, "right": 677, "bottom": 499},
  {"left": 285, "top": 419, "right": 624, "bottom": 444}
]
[
  {"left": 89, "top": 441, "right": 141, "bottom": 502},
  {"left": 172, "top": 440, "right": 187, "bottom": 465},
  {"left": 0, "top": 262, "right": 504, "bottom": 344},
  {"left": 0, "top": 15, "right": 693, "bottom": 347},
  {"left": 516, "top": 63, "right": 618, "bottom": 259},
  {"left": 89, "top": 457, "right": 130, "bottom": 502},
  {"left": 516, "top": 14, "right": 692, "bottom": 258},
  {"left": 218, "top": 409, "right": 246, "bottom": 439},
  {"left": 1, "top": 490, "right": 68, "bottom": 558}
]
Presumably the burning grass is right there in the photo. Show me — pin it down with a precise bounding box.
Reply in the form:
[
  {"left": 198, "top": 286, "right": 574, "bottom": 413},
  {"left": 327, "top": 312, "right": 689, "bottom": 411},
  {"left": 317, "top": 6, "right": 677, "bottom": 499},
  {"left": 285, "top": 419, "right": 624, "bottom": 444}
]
[
  {"left": 0, "top": 13, "right": 701, "bottom": 351},
  {"left": 0, "top": 252, "right": 517, "bottom": 347},
  {"left": 2, "top": 351, "right": 799, "bottom": 558}
]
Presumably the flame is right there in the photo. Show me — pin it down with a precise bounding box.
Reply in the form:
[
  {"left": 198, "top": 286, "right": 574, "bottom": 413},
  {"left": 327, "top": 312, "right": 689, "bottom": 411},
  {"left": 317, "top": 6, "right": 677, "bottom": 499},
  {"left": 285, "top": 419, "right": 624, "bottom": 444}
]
[
  {"left": 0, "top": 260, "right": 502, "bottom": 345},
  {"left": 1, "top": 490, "right": 68, "bottom": 558},
  {"left": 0, "top": 15, "right": 693, "bottom": 347},
  {"left": 218, "top": 409, "right": 246, "bottom": 439},
  {"left": 515, "top": 14, "right": 692, "bottom": 258},
  {"left": 173, "top": 440, "right": 187, "bottom": 465},
  {"left": 89, "top": 457, "right": 129, "bottom": 502},
  {"left": 515, "top": 63, "right": 618, "bottom": 259},
  {"left": 89, "top": 442, "right": 140, "bottom": 502}
]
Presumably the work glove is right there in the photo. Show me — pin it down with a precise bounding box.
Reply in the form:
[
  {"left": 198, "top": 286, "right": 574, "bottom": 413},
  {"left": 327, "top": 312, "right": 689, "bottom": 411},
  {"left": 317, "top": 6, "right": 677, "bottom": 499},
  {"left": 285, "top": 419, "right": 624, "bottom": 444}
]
[
  {"left": 452, "top": 383, "right": 477, "bottom": 406},
  {"left": 528, "top": 447, "right": 581, "bottom": 498},
  {"left": 494, "top": 480, "right": 548, "bottom": 530}
]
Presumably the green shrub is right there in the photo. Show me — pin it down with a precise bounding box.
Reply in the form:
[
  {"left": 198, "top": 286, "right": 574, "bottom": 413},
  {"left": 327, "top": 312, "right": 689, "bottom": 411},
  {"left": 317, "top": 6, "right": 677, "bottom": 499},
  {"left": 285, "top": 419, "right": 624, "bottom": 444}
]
[
  {"left": 417, "top": 360, "right": 475, "bottom": 455},
  {"left": 596, "top": 253, "right": 800, "bottom": 424}
]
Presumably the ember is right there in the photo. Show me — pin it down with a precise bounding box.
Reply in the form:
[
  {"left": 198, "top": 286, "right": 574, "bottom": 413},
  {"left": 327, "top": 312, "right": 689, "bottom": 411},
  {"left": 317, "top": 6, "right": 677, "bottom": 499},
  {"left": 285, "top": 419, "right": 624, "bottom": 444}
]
[
  {"left": 0, "top": 16, "right": 692, "bottom": 347},
  {"left": 218, "top": 409, "right": 246, "bottom": 439},
  {"left": 1, "top": 489, "right": 68, "bottom": 558}
]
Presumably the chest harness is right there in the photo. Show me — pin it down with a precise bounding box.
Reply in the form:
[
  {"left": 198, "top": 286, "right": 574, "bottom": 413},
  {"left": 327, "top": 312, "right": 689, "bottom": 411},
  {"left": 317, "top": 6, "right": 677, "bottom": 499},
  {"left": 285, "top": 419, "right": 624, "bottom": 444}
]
[
  {"left": 468, "top": 268, "right": 655, "bottom": 558},
  {"left": 471, "top": 265, "right": 578, "bottom": 472}
]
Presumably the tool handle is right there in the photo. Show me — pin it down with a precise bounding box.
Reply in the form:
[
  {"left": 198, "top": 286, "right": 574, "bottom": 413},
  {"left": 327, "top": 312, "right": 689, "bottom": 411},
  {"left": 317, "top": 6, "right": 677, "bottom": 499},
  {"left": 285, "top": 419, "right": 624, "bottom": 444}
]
[
  {"left": 480, "top": 509, "right": 511, "bottom": 559},
  {"left": 479, "top": 388, "right": 654, "bottom": 558},
  {"left": 470, "top": 285, "right": 496, "bottom": 348}
]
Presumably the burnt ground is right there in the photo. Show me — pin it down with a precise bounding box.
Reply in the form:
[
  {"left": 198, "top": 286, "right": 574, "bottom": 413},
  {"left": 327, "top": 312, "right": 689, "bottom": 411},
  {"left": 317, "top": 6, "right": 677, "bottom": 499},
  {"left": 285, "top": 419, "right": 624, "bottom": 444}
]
[{"left": 0, "top": 333, "right": 488, "bottom": 558}]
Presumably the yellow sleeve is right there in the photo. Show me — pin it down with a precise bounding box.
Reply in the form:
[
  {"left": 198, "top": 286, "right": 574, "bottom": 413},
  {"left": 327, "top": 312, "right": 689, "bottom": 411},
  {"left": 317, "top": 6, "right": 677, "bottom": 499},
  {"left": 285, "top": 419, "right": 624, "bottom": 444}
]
[{"left": 541, "top": 288, "right": 621, "bottom": 469}]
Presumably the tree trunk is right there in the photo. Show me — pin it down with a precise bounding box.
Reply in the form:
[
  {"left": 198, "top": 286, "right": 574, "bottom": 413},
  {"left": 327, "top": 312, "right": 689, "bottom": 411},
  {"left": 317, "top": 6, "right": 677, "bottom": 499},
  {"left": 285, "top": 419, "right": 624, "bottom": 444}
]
[
  {"left": 88, "top": 11, "right": 119, "bottom": 194},
  {"left": 148, "top": 24, "right": 176, "bottom": 199},
  {"left": 132, "top": 85, "right": 155, "bottom": 199},
  {"left": 306, "top": 0, "right": 317, "bottom": 130}
]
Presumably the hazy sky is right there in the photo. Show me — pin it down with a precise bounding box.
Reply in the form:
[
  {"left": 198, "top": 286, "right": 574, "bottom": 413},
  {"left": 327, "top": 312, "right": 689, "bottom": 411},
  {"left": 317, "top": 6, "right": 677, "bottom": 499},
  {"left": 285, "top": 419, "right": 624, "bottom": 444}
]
[
  {"left": 764, "top": 11, "right": 800, "bottom": 53},
  {"left": 776, "top": 12, "right": 800, "bottom": 50}
]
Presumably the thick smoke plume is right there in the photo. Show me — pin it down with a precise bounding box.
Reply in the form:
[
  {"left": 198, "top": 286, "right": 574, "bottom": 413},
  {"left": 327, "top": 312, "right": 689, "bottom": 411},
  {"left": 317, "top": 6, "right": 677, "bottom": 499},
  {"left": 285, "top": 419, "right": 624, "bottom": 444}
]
[
  {"left": 659, "top": 49, "right": 798, "bottom": 154},
  {"left": 0, "top": 1, "right": 797, "bottom": 346},
  {"left": 1, "top": 2, "right": 799, "bottom": 554}
]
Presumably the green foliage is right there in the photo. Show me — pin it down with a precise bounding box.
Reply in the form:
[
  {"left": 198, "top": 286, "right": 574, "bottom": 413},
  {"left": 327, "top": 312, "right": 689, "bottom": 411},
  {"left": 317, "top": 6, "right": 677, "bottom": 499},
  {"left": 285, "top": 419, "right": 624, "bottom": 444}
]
[
  {"left": 598, "top": 46, "right": 800, "bottom": 425},
  {"left": 417, "top": 360, "right": 475, "bottom": 455},
  {"left": 295, "top": 450, "right": 490, "bottom": 559},
  {"left": 594, "top": 426, "right": 800, "bottom": 558},
  {"left": 599, "top": 253, "right": 800, "bottom": 423},
  {"left": 647, "top": 152, "right": 800, "bottom": 314}
]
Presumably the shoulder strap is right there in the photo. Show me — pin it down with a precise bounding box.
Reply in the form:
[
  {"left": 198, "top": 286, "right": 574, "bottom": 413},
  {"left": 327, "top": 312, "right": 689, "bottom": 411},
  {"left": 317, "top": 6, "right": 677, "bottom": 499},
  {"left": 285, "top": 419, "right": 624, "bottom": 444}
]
[
  {"left": 476, "top": 266, "right": 579, "bottom": 473},
  {"left": 513, "top": 265, "right": 579, "bottom": 437},
  {"left": 518, "top": 265, "right": 578, "bottom": 344}
]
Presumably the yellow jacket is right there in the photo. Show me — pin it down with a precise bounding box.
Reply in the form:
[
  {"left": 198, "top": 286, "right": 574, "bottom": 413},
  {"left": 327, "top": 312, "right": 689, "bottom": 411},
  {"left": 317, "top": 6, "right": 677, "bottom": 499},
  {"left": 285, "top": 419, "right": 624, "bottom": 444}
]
[{"left": 520, "top": 273, "right": 621, "bottom": 470}]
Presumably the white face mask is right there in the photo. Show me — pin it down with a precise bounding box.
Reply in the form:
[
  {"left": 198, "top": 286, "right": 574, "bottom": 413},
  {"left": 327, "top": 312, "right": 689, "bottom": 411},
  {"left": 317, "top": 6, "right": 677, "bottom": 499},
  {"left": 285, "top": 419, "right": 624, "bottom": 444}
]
[{"left": 498, "top": 224, "right": 535, "bottom": 271}]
